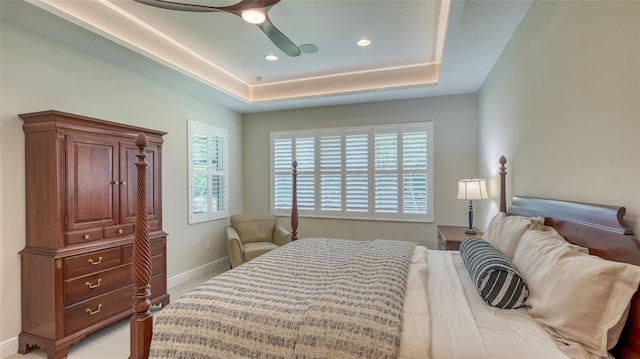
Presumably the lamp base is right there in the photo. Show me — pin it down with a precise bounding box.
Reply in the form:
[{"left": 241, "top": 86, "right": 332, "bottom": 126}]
[{"left": 465, "top": 200, "right": 477, "bottom": 235}]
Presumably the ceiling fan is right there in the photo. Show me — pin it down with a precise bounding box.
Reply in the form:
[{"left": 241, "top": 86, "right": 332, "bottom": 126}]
[{"left": 134, "top": 0, "right": 302, "bottom": 57}]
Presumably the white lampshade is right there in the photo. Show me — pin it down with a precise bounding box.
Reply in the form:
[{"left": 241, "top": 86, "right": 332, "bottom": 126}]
[{"left": 457, "top": 179, "right": 488, "bottom": 200}]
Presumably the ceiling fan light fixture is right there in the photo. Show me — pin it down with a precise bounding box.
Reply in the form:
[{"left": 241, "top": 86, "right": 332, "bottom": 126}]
[
  {"left": 265, "top": 54, "right": 278, "bottom": 61},
  {"left": 133, "top": 0, "right": 302, "bottom": 57},
  {"left": 242, "top": 9, "right": 266, "bottom": 24},
  {"left": 357, "top": 39, "right": 371, "bottom": 47}
]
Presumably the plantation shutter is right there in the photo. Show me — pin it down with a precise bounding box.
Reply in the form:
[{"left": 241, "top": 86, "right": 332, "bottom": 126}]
[
  {"left": 374, "top": 130, "right": 399, "bottom": 214},
  {"left": 273, "top": 137, "right": 293, "bottom": 210},
  {"left": 345, "top": 131, "right": 369, "bottom": 213},
  {"left": 320, "top": 134, "right": 341, "bottom": 212},
  {"left": 210, "top": 135, "right": 226, "bottom": 212},
  {"left": 402, "top": 126, "right": 428, "bottom": 214},
  {"left": 271, "top": 122, "right": 432, "bottom": 222},
  {"left": 188, "top": 120, "right": 228, "bottom": 223},
  {"left": 296, "top": 137, "right": 315, "bottom": 211},
  {"left": 191, "top": 130, "right": 208, "bottom": 215}
]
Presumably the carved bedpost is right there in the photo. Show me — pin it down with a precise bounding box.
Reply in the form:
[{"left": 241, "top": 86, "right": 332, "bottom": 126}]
[
  {"left": 130, "top": 133, "right": 153, "bottom": 359},
  {"left": 499, "top": 155, "right": 507, "bottom": 213},
  {"left": 291, "top": 160, "right": 298, "bottom": 241}
]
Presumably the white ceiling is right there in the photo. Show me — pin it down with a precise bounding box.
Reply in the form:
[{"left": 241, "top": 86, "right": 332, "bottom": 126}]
[{"left": 2, "top": 0, "right": 532, "bottom": 113}]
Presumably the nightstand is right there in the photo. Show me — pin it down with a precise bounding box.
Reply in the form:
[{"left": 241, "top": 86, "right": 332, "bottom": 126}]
[{"left": 437, "top": 225, "right": 484, "bottom": 250}]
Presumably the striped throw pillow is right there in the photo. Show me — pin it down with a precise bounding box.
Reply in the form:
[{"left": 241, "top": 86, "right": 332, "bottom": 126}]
[{"left": 460, "top": 237, "right": 528, "bottom": 309}]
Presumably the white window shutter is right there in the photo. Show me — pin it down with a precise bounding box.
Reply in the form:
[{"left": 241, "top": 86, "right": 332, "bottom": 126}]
[
  {"left": 188, "top": 120, "right": 228, "bottom": 223},
  {"left": 271, "top": 122, "right": 433, "bottom": 222}
]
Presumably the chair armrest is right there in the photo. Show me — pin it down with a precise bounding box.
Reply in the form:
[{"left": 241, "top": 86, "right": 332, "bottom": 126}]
[
  {"left": 225, "top": 226, "right": 244, "bottom": 268},
  {"left": 273, "top": 224, "right": 292, "bottom": 246}
]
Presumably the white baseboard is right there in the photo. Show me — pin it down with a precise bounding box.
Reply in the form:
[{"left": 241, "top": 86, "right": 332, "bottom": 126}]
[
  {"left": 0, "top": 257, "right": 230, "bottom": 358},
  {"left": 167, "top": 256, "right": 230, "bottom": 290},
  {"left": 1, "top": 336, "right": 18, "bottom": 358}
]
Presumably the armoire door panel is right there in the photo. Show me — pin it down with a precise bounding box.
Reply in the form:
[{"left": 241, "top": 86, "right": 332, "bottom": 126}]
[{"left": 66, "top": 134, "right": 119, "bottom": 231}]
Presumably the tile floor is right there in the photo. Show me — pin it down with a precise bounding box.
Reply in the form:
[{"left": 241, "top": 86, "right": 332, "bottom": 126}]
[{"left": 4, "top": 273, "right": 215, "bottom": 359}]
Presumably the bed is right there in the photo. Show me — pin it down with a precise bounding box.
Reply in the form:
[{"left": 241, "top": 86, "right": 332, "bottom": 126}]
[{"left": 128, "top": 134, "right": 640, "bottom": 359}]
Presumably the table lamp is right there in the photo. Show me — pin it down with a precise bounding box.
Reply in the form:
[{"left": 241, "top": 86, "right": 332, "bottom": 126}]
[{"left": 457, "top": 178, "right": 488, "bottom": 234}]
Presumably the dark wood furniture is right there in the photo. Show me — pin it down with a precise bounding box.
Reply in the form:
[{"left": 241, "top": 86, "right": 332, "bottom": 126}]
[
  {"left": 497, "top": 156, "right": 640, "bottom": 359},
  {"left": 129, "top": 154, "right": 640, "bottom": 359},
  {"left": 437, "top": 225, "right": 483, "bottom": 250},
  {"left": 19, "top": 110, "right": 169, "bottom": 359}
]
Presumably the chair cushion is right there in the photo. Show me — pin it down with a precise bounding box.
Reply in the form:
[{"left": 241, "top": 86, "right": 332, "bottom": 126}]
[
  {"left": 230, "top": 213, "right": 276, "bottom": 244},
  {"left": 243, "top": 242, "right": 279, "bottom": 262}
]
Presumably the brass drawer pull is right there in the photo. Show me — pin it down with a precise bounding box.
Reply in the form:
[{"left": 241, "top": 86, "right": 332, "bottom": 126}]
[
  {"left": 85, "top": 278, "right": 102, "bottom": 289},
  {"left": 117, "top": 229, "right": 123, "bottom": 234},
  {"left": 86, "top": 304, "right": 102, "bottom": 315},
  {"left": 120, "top": 181, "right": 127, "bottom": 186},
  {"left": 111, "top": 181, "right": 119, "bottom": 185},
  {"left": 83, "top": 234, "right": 90, "bottom": 240},
  {"left": 87, "top": 256, "right": 102, "bottom": 265}
]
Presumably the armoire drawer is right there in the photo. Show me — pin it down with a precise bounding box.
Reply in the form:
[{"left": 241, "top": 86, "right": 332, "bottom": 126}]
[
  {"left": 65, "top": 285, "right": 133, "bottom": 335},
  {"left": 150, "top": 274, "right": 166, "bottom": 300},
  {"left": 123, "top": 238, "right": 165, "bottom": 263},
  {"left": 66, "top": 228, "right": 104, "bottom": 245},
  {"left": 64, "top": 264, "right": 132, "bottom": 305},
  {"left": 64, "top": 247, "right": 122, "bottom": 279},
  {"left": 104, "top": 224, "right": 134, "bottom": 239},
  {"left": 152, "top": 255, "right": 164, "bottom": 277}
]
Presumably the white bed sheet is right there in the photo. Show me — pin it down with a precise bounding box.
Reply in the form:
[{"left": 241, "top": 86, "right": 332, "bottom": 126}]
[
  {"left": 398, "top": 246, "right": 431, "bottom": 359},
  {"left": 399, "top": 247, "right": 572, "bottom": 359}
]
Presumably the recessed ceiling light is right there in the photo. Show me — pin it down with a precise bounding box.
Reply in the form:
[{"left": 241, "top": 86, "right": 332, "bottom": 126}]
[
  {"left": 265, "top": 54, "right": 278, "bottom": 61},
  {"left": 357, "top": 39, "right": 371, "bottom": 47},
  {"left": 242, "top": 9, "right": 265, "bottom": 24}
]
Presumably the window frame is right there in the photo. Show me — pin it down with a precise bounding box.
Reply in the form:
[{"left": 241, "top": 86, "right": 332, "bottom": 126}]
[
  {"left": 270, "top": 122, "right": 433, "bottom": 223},
  {"left": 188, "top": 120, "right": 229, "bottom": 224}
]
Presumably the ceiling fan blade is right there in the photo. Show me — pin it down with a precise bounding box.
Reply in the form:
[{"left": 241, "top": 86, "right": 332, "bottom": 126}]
[
  {"left": 219, "top": 0, "right": 281, "bottom": 12},
  {"left": 134, "top": 0, "right": 280, "bottom": 13},
  {"left": 133, "top": 0, "right": 223, "bottom": 12},
  {"left": 260, "top": 16, "right": 301, "bottom": 57},
  {"left": 135, "top": 0, "right": 301, "bottom": 57}
]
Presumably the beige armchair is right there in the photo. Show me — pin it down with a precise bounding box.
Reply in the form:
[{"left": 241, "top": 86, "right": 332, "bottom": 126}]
[{"left": 225, "top": 213, "right": 292, "bottom": 268}]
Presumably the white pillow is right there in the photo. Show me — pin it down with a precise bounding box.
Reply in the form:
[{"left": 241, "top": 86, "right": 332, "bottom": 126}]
[
  {"left": 513, "top": 228, "right": 640, "bottom": 357},
  {"left": 483, "top": 212, "right": 544, "bottom": 260}
]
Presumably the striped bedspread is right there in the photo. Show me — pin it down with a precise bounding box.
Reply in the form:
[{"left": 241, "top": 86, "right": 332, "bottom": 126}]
[{"left": 149, "top": 238, "right": 415, "bottom": 359}]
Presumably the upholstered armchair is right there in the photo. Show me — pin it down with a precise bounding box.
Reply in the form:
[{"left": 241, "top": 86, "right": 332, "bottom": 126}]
[{"left": 225, "top": 213, "right": 292, "bottom": 268}]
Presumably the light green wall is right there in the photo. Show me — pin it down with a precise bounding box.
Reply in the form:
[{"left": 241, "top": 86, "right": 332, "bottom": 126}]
[
  {"left": 4, "top": 0, "right": 638, "bottom": 349},
  {"left": 0, "top": 21, "right": 243, "bottom": 342},
  {"left": 242, "top": 94, "right": 481, "bottom": 247},
  {"left": 477, "top": 0, "right": 640, "bottom": 232}
]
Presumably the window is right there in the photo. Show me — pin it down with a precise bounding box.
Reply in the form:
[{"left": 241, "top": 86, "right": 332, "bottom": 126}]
[
  {"left": 188, "top": 120, "right": 228, "bottom": 223},
  {"left": 271, "top": 122, "right": 433, "bottom": 222}
]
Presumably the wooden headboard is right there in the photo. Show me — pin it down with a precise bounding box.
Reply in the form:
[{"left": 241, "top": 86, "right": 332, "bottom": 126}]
[{"left": 498, "top": 156, "right": 640, "bottom": 359}]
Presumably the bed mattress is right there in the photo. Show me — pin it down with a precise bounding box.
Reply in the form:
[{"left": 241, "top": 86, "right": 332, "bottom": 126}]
[
  {"left": 151, "top": 240, "right": 583, "bottom": 359},
  {"left": 400, "top": 246, "right": 571, "bottom": 359}
]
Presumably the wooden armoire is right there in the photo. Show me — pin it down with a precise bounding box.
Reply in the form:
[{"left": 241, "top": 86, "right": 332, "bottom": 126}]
[{"left": 19, "top": 110, "right": 169, "bottom": 359}]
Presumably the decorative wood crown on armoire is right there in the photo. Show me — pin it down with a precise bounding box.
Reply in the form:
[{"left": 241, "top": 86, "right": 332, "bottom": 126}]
[{"left": 19, "top": 110, "right": 169, "bottom": 359}]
